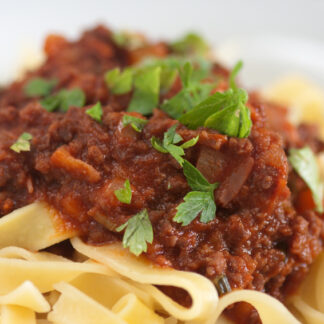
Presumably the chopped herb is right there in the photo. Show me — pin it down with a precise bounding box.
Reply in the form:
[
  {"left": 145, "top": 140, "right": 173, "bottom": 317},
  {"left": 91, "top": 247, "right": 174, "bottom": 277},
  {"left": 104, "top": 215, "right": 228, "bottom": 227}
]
[
  {"left": 127, "top": 66, "right": 161, "bottom": 115},
  {"left": 151, "top": 124, "right": 199, "bottom": 165},
  {"left": 173, "top": 160, "right": 218, "bottom": 226},
  {"left": 171, "top": 32, "right": 209, "bottom": 56},
  {"left": 59, "top": 88, "right": 86, "bottom": 112},
  {"left": 213, "top": 275, "right": 231, "bottom": 296},
  {"left": 40, "top": 88, "right": 86, "bottom": 112},
  {"left": 10, "top": 132, "right": 33, "bottom": 153},
  {"left": 116, "top": 209, "right": 153, "bottom": 256},
  {"left": 161, "top": 61, "right": 215, "bottom": 119},
  {"left": 289, "top": 146, "right": 323, "bottom": 212},
  {"left": 173, "top": 191, "right": 216, "bottom": 226},
  {"left": 86, "top": 102, "right": 103, "bottom": 122},
  {"left": 179, "top": 61, "right": 252, "bottom": 138},
  {"left": 122, "top": 115, "right": 148, "bottom": 132},
  {"left": 105, "top": 68, "right": 133, "bottom": 95},
  {"left": 24, "top": 77, "right": 57, "bottom": 97},
  {"left": 114, "top": 179, "right": 132, "bottom": 204},
  {"left": 41, "top": 95, "right": 61, "bottom": 112},
  {"left": 183, "top": 160, "right": 218, "bottom": 192}
]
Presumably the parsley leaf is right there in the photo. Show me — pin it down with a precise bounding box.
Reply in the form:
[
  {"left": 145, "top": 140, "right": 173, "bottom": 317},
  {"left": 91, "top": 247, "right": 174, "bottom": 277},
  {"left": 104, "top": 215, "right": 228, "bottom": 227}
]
[
  {"left": 122, "top": 114, "right": 148, "bottom": 132},
  {"left": 24, "top": 78, "right": 57, "bottom": 97},
  {"left": 173, "top": 191, "right": 216, "bottom": 225},
  {"left": 59, "top": 88, "right": 86, "bottom": 112},
  {"left": 116, "top": 209, "right": 153, "bottom": 256},
  {"left": 114, "top": 179, "right": 132, "bottom": 204},
  {"left": 105, "top": 68, "right": 133, "bottom": 95},
  {"left": 41, "top": 88, "right": 86, "bottom": 112},
  {"left": 151, "top": 124, "right": 199, "bottom": 165},
  {"left": 183, "top": 160, "right": 218, "bottom": 192},
  {"left": 179, "top": 61, "right": 252, "bottom": 138},
  {"left": 127, "top": 66, "right": 161, "bottom": 115},
  {"left": 161, "top": 61, "right": 214, "bottom": 119},
  {"left": 10, "top": 132, "right": 33, "bottom": 153},
  {"left": 173, "top": 160, "right": 218, "bottom": 226},
  {"left": 171, "top": 33, "right": 209, "bottom": 56},
  {"left": 86, "top": 102, "right": 103, "bottom": 122},
  {"left": 41, "top": 95, "right": 61, "bottom": 112},
  {"left": 289, "top": 146, "right": 323, "bottom": 212}
]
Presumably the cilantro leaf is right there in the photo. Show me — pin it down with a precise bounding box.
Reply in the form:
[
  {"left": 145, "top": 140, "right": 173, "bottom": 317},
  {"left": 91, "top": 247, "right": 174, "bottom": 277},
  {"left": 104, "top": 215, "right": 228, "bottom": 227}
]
[
  {"left": 114, "top": 179, "right": 132, "bottom": 204},
  {"left": 171, "top": 33, "right": 209, "bottom": 56},
  {"left": 86, "top": 102, "right": 103, "bottom": 122},
  {"left": 183, "top": 160, "right": 218, "bottom": 192},
  {"left": 105, "top": 68, "right": 133, "bottom": 95},
  {"left": 289, "top": 147, "right": 323, "bottom": 213},
  {"left": 122, "top": 115, "right": 148, "bottom": 132},
  {"left": 127, "top": 66, "right": 161, "bottom": 115},
  {"left": 173, "top": 191, "right": 216, "bottom": 225},
  {"left": 151, "top": 125, "right": 199, "bottom": 165},
  {"left": 179, "top": 61, "right": 252, "bottom": 138},
  {"left": 10, "top": 132, "right": 33, "bottom": 153},
  {"left": 24, "top": 78, "right": 57, "bottom": 97},
  {"left": 116, "top": 209, "right": 153, "bottom": 256}
]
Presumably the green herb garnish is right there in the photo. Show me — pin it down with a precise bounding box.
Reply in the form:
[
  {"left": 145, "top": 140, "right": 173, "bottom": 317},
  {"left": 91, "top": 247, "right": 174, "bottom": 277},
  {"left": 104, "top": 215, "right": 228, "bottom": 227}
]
[
  {"left": 127, "top": 66, "right": 161, "bottom": 115},
  {"left": 179, "top": 61, "right": 252, "bottom": 138},
  {"left": 173, "top": 160, "right": 218, "bottom": 226},
  {"left": 10, "top": 132, "right": 33, "bottom": 153},
  {"left": 41, "top": 88, "right": 86, "bottom": 112},
  {"left": 59, "top": 88, "right": 86, "bottom": 112},
  {"left": 116, "top": 209, "right": 153, "bottom": 256},
  {"left": 86, "top": 102, "right": 103, "bottom": 122},
  {"left": 105, "top": 68, "right": 133, "bottom": 95},
  {"left": 171, "top": 33, "right": 209, "bottom": 56},
  {"left": 24, "top": 78, "right": 57, "bottom": 97},
  {"left": 289, "top": 146, "right": 323, "bottom": 212},
  {"left": 114, "top": 179, "right": 132, "bottom": 204},
  {"left": 151, "top": 124, "right": 199, "bottom": 166},
  {"left": 161, "top": 61, "right": 214, "bottom": 119},
  {"left": 122, "top": 115, "right": 148, "bottom": 132}
]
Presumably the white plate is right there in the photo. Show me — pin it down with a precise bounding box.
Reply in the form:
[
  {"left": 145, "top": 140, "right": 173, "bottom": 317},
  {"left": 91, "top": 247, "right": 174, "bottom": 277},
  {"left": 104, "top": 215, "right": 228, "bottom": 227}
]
[{"left": 1, "top": 0, "right": 324, "bottom": 88}]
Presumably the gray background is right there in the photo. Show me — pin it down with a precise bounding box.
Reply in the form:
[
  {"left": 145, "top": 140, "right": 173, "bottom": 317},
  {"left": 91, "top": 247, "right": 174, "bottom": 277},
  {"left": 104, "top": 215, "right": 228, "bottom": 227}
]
[{"left": 1, "top": 0, "right": 324, "bottom": 87}]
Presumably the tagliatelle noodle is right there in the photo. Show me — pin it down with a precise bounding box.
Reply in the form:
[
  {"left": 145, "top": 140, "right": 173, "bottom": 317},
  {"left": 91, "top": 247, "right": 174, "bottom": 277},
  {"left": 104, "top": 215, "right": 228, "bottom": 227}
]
[
  {"left": 71, "top": 237, "right": 303, "bottom": 324},
  {"left": 0, "top": 202, "right": 77, "bottom": 251},
  {"left": 0, "top": 305, "right": 35, "bottom": 324}
]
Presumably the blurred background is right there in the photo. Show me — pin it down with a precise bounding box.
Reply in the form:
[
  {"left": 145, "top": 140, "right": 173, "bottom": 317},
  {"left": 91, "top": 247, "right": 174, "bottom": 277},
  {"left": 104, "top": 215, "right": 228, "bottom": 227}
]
[{"left": 1, "top": 0, "right": 324, "bottom": 88}]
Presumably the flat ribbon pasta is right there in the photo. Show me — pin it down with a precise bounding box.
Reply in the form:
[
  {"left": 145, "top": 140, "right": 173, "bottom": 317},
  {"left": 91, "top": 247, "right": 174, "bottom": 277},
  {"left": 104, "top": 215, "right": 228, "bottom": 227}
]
[
  {"left": 0, "top": 281, "right": 49, "bottom": 312},
  {"left": 0, "top": 203, "right": 76, "bottom": 251},
  {"left": 48, "top": 282, "right": 128, "bottom": 324},
  {"left": 1, "top": 305, "right": 35, "bottom": 324},
  {"left": 71, "top": 237, "right": 219, "bottom": 322},
  {"left": 0, "top": 246, "right": 113, "bottom": 294}
]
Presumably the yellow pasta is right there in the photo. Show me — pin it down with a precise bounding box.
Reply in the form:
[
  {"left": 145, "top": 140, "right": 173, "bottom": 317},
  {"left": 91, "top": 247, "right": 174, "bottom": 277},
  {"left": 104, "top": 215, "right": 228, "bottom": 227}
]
[
  {"left": 0, "top": 281, "right": 49, "bottom": 313},
  {"left": 48, "top": 282, "right": 127, "bottom": 324},
  {"left": 0, "top": 305, "right": 35, "bottom": 324},
  {"left": 71, "top": 237, "right": 219, "bottom": 322},
  {"left": 0, "top": 202, "right": 76, "bottom": 251},
  {"left": 112, "top": 293, "right": 164, "bottom": 324}
]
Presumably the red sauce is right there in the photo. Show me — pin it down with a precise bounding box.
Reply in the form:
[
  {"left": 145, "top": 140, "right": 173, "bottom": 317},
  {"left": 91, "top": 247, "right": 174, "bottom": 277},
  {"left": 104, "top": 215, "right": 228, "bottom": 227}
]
[{"left": 1, "top": 25, "right": 324, "bottom": 323}]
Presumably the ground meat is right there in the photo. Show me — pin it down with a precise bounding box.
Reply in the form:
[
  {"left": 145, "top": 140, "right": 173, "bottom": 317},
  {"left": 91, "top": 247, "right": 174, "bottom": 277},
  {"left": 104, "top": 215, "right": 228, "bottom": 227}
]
[{"left": 1, "top": 25, "right": 324, "bottom": 324}]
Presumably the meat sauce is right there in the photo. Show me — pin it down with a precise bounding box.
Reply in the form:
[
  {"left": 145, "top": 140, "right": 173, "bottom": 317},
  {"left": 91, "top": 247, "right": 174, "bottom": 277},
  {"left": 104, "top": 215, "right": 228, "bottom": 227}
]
[{"left": 1, "top": 25, "right": 324, "bottom": 323}]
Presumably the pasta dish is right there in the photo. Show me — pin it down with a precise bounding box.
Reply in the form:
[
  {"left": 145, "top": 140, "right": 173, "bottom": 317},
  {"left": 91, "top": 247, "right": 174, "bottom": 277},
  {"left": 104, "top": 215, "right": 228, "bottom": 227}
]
[{"left": 0, "top": 25, "right": 324, "bottom": 324}]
